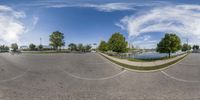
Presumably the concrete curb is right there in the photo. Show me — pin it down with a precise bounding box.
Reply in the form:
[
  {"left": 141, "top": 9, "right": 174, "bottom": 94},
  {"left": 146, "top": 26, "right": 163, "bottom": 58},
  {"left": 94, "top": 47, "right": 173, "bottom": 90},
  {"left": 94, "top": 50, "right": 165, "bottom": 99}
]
[{"left": 98, "top": 52, "right": 188, "bottom": 73}]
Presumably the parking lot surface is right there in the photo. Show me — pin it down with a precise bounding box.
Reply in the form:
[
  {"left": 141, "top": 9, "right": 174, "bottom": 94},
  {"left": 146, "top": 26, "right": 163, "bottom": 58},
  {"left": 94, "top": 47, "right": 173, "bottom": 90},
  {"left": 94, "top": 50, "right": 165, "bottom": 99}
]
[{"left": 0, "top": 53, "right": 199, "bottom": 100}]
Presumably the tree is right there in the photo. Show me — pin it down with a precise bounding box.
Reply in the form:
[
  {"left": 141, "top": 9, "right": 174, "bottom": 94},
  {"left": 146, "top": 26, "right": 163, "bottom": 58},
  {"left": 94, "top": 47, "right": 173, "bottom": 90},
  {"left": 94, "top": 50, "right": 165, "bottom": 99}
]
[
  {"left": 38, "top": 45, "right": 43, "bottom": 51},
  {"left": 193, "top": 45, "right": 199, "bottom": 50},
  {"left": 98, "top": 41, "right": 108, "bottom": 52},
  {"left": 108, "top": 32, "right": 128, "bottom": 53},
  {"left": 29, "top": 43, "right": 36, "bottom": 51},
  {"left": 156, "top": 33, "right": 182, "bottom": 57},
  {"left": 182, "top": 43, "right": 191, "bottom": 51},
  {"left": 11, "top": 43, "right": 18, "bottom": 52},
  {"left": 0, "top": 45, "right": 9, "bottom": 52},
  {"left": 49, "top": 31, "right": 65, "bottom": 50},
  {"left": 68, "top": 43, "right": 77, "bottom": 51},
  {"left": 85, "top": 44, "right": 92, "bottom": 52},
  {"left": 77, "top": 44, "right": 84, "bottom": 52}
]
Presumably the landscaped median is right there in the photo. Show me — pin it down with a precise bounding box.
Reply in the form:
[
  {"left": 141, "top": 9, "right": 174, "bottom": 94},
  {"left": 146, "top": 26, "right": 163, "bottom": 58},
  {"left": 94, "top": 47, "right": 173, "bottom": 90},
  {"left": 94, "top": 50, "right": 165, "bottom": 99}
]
[{"left": 99, "top": 52, "right": 188, "bottom": 72}]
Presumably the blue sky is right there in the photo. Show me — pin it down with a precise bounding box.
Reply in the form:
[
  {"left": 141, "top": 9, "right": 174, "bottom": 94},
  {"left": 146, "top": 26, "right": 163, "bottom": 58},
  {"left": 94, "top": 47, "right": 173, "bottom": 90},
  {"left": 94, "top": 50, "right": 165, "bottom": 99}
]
[{"left": 0, "top": 0, "right": 200, "bottom": 48}]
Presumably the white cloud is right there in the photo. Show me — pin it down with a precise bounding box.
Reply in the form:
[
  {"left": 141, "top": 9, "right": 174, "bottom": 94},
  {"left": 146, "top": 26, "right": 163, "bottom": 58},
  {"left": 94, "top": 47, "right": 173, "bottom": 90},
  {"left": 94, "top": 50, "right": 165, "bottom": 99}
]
[
  {"left": 0, "top": 5, "right": 26, "bottom": 44},
  {"left": 138, "top": 35, "right": 151, "bottom": 41},
  {"left": 33, "top": 16, "right": 39, "bottom": 26},
  {"left": 133, "top": 35, "right": 157, "bottom": 49},
  {"left": 32, "top": 1, "right": 169, "bottom": 12},
  {"left": 117, "top": 4, "right": 200, "bottom": 41},
  {"left": 43, "top": 3, "right": 136, "bottom": 12},
  {"left": 24, "top": 16, "right": 39, "bottom": 33},
  {"left": 82, "top": 3, "right": 135, "bottom": 12}
]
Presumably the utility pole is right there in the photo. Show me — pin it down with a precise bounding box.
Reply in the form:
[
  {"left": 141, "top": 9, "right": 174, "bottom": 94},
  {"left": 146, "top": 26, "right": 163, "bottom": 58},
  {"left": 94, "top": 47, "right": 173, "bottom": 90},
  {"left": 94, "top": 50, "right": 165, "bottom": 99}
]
[{"left": 186, "top": 38, "right": 189, "bottom": 52}]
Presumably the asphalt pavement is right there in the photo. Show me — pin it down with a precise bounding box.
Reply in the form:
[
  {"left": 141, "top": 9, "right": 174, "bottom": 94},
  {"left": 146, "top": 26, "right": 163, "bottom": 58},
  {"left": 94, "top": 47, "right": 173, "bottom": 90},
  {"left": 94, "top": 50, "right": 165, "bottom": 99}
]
[{"left": 0, "top": 53, "right": 199, "bottom": 100}]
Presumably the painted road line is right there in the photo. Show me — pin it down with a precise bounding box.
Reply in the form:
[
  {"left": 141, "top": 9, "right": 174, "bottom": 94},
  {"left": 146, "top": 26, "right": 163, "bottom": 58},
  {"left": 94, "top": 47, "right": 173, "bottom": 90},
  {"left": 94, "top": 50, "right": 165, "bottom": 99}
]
[
  {"left": 161, "top": 71, "right": 200, "bottom": 83},
  {"left": 60, "top": 67, "right": 126, "bottom": 81}
]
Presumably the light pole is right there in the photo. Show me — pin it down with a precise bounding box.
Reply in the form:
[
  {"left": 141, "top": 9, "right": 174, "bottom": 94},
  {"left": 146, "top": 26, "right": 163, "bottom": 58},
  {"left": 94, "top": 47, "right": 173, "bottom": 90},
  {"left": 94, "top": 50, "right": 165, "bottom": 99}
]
[
  {"left": 186, "top": 38, "right": 189, "bottom": 52},
  {"left": 40, "top": 37, "right": 42, "bottom": 45}
]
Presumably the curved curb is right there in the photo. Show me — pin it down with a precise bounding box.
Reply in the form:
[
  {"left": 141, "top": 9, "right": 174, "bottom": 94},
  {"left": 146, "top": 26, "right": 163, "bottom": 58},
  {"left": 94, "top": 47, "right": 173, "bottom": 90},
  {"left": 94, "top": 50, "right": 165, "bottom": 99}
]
[{"left": 98, "top": 53, "right": 188, "bottom": 73}]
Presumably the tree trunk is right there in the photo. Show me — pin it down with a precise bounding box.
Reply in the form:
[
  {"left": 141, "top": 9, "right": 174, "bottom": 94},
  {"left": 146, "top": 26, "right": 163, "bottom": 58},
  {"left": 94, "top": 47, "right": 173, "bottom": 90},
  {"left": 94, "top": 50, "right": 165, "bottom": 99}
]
[{"left": 168, "top": 51, "right": 171, "bottom": 58}]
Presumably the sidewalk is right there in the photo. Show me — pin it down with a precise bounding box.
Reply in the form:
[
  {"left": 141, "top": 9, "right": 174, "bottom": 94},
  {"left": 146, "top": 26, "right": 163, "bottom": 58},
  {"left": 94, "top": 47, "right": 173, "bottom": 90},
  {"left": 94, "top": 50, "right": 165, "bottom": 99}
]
[{"left": 99, "top": 52, "right": 187, "bottom": 67}]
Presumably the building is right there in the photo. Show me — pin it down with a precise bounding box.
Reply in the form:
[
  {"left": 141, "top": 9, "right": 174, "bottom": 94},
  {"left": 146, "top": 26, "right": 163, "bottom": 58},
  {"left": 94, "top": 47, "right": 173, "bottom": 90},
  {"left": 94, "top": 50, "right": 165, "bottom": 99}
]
[{"left": 20, "top": 46, "right": 29, "bottom": 50}]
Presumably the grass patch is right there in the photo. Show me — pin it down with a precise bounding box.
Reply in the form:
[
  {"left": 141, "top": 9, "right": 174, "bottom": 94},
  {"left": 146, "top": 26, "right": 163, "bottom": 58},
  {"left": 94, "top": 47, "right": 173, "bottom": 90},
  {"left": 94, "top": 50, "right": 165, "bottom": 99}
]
[{"left": 101, "top": 53, "right": 188, "bottom": 71}]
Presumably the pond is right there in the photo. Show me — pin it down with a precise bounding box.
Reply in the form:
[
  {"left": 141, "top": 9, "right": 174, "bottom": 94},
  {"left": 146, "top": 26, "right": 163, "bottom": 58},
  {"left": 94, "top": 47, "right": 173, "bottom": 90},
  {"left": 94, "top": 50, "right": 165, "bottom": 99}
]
[{"left": 130, "top": 51, "right": 184, "bottom": 59}]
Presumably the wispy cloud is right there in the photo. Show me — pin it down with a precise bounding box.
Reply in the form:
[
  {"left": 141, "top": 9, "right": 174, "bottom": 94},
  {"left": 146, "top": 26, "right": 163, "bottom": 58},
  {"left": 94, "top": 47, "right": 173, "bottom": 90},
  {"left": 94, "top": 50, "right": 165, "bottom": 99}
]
[
  {"left": 0, "top": 5, "right": 26, "bottom": 44},
  {"left": 33, "top": 16, "right": 39, "bottom": 26},
  {"left": 133, "top": 35, "right": 157, "bottom": 49},
  {"left": 82, "top": 3, "right": 135, "bottom": 12},
  {"left": 117, "top": 4, "right": 200, "bottom": 41},
  {"left": 28, "top": 1, "right": 168, "bottom": 12},
  {"left": 24, "top": 16, "right": 39, "bottom": 33},
  {"left": 42, "top": 3, "right": 136, "bottom": 12}
]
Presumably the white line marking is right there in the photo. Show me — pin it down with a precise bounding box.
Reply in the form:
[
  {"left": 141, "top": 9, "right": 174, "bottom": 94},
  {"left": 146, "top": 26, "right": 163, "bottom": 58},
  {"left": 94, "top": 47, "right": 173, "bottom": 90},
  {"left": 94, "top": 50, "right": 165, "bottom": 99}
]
[
  {"left": 79, "top": 62, "right": 110, "bottom": 65},
  {"left": 58, "top": 53, "right": 126, "bottom": 81},
  {"left": 0, "top": 67, "right": 31, "bottom": 83},
  {"left": 161, "top": 71, "right": 200, "bottom": 83},
  {"left": 61, "top": 69, "right": 126, "bottom": 81}
]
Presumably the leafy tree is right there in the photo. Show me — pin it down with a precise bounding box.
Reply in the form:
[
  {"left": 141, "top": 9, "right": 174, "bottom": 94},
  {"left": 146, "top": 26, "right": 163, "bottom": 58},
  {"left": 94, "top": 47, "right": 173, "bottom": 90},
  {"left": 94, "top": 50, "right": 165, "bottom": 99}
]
[
  {"left": 108, "top": 32, "right": 128, "bottom": 53},
  {"left": 0, "top": 45, "right": 9, "bottom": 52},
  {"left": 38, "top": 45, "right": 43, "bottom": 51},
  {"left": 68, "top": 43, "right": 77, "bottom": 51},
  {"left": 156, "top": 33, "right": 182, "bottom": 57},
  {"left": 85, "top": 44, "right": 92, "bottom": 52},
  {"left": 49, "top": 31, "right": 65, "bottom": 50},
  {"left": 29, "top": 43, "right": 36, "bottom": 51},
  {"left": 11, "top": 43, "right": 18, "bottom": 52},
  {"left": 77, "top": 44, "right": 84, "bottom": 52},
  {"left": 193, "top": 45, "right": 199, "bottom": 50},
  {"left": 182, "top": 44, "right": 191, "bottom": 51},
  {"left": 98, "top": 41, "right": 108, "bottom": 52}
]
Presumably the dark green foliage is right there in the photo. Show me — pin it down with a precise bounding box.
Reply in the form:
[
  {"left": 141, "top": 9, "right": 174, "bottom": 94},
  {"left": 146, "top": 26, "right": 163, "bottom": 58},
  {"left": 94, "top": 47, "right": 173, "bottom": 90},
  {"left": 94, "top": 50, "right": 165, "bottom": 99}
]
[
  {"left": 182, "top": 43, "right": 191, "bottom": 51},
  {"left": 68, "top": 43, "right": 91, "bottom": 52},
  {"left": 68, "top": 43, "right": 77, "bottom": 51},
  {"left": 193, "top": 45, "right": 199, "bottom": 50},
  {"left": 0, "top": 45, "right": 9, "bottom": 52},
  {"left": 49, "top": 31, "right": 65, "bottom": 50},
  {"left": 107, "top": 32, "right": 128, "bottom": 53},
  {"left": 157, "top": 33, "right": 182, "bottom": 57},
  {"left": 98, "top": 41, "right": 108, "bottom": 52},
  {"left": 85, "top": 44, "right": 92, "bottom": 52},
  {"left": 11, "top": 43, "right": 18, "bottom": 52},
  {"left": 77, "top": 44, "right": 84, "bottom": 52},
  {"left": 29, "top": 43, "right": 36, "bottom": 50},
  {"left": 38, "top": 45, "right": 43, "bottom": 50}
]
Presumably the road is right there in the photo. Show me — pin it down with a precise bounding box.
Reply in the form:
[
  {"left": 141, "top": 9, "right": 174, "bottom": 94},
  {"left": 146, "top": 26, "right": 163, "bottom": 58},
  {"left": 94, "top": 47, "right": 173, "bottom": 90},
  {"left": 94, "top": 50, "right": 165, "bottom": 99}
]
[{"left": 0, "top": 53, "right": 199, "bottom": 100}]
